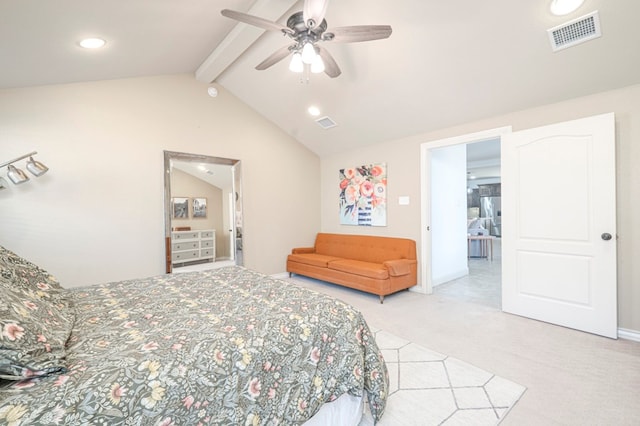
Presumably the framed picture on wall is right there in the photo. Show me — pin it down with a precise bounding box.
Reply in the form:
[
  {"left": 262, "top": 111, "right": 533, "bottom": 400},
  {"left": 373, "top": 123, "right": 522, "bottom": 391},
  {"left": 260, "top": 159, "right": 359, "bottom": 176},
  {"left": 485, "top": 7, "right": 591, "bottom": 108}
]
[
  {"left": 192, "top": 197, "right": 207, "bottom": 218},
  {"left": 172, "top": 197, "right": 189, "bottom": 219},
  {"left": 339, "top": 163, "right": 387, "bottom": 226}
]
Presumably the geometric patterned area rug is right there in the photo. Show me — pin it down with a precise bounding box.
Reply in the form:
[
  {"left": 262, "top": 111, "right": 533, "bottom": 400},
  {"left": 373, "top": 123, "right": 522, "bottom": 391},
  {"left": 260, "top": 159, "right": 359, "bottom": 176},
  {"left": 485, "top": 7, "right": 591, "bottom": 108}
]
[{"left": 361, "top": 329, "right": 527, "bottom": 426}]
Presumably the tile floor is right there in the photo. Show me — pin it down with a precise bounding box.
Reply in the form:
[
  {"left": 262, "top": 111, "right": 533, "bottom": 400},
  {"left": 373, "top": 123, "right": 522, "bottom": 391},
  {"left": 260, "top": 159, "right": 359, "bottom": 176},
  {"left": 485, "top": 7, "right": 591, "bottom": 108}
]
[{"left": 434, "top": 239, "right": 502, "bottom": 308}]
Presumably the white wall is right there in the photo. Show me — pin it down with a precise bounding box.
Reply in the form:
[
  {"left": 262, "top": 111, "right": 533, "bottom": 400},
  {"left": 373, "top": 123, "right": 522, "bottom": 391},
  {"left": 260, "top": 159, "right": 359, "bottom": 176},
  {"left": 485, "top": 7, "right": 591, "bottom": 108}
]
[
  {"left": 430, "top": 144, "right": 469, "bottom": 285},
  {"left": 320, "top": 83, "right": 640, "bottom": 333},
  {"left": 0, "top": 74, "right": 320, "bottom": 286}
]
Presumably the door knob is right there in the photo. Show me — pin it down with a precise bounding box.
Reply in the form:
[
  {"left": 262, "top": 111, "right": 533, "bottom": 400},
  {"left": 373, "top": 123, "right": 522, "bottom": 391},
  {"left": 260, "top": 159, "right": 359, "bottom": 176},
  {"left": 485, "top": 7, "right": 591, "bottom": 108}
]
[{"left": 601, "top": 233, "right": 612, "bottom": 241}]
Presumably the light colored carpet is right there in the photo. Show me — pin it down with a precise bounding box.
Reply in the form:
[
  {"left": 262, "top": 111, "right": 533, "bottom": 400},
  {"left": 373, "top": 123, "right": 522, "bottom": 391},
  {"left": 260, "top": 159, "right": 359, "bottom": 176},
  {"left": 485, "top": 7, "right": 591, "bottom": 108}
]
[
  {"left": 362, "top": 328, "right": 525, "bottom": 425},
  {"left": 285, "top": 270, "right": 640, "bottom": 425}
]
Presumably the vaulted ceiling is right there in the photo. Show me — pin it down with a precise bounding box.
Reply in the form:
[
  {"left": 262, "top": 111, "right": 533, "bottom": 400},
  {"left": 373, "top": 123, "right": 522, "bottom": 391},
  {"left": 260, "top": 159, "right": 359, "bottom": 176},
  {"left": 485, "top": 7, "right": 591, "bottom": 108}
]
[{"left": 2, "top": 0, "right": 639, "bottom": 157}]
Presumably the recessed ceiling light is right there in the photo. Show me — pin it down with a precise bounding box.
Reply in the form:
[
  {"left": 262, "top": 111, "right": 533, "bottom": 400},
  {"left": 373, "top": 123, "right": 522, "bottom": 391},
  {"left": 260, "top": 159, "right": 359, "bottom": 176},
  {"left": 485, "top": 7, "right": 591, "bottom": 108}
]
[
  {"left": 308, "top": 106, "right": 320, "bottom": 116},
  {"left": 550, "top": 0, "right": 584, "bottom": 16},
  {"left": 79, "top": 38, "right": 106, "bottom": 49}
]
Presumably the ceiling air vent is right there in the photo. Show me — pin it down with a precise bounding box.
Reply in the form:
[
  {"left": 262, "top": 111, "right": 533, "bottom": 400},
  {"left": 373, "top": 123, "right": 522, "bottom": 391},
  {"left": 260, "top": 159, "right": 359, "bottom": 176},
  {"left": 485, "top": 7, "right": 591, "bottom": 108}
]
[
  {"left": 315, "top": 116, "right": 337, "bottom": 129},
  {"left": 548, "top": 10, "right": 601, "bottom": 52}
]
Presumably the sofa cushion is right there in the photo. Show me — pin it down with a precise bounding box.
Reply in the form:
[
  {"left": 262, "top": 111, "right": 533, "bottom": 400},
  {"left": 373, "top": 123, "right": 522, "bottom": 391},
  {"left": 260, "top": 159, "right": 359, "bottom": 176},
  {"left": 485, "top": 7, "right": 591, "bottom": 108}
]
[
  {"left": 288, "top": 253, "right": 344, "bottom": 268},
  {"left": 328, "top": 259, "right": 389, "bottom": 280}
]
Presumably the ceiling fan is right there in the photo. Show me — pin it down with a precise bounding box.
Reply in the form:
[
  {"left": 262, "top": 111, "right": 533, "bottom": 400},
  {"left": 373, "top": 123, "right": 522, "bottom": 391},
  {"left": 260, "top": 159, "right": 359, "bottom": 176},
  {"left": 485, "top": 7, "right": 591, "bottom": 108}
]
[{"left": 221, "top": 0, "right": 392, "bottom": 78}]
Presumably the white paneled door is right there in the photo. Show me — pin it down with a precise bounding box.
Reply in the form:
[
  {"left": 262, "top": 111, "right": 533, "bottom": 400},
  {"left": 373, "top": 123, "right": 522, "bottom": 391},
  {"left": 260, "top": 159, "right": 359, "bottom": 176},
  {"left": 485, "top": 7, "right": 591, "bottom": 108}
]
[{"left": 501, "top": 113, "right": 617, "bottom": 338}]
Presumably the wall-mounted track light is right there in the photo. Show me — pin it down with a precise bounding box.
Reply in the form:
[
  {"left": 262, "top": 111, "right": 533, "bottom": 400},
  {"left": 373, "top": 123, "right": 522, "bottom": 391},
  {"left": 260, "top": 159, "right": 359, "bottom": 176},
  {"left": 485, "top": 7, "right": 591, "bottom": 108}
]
[{"left": 0, "top": 151, "right": 49, "bottom": 189}]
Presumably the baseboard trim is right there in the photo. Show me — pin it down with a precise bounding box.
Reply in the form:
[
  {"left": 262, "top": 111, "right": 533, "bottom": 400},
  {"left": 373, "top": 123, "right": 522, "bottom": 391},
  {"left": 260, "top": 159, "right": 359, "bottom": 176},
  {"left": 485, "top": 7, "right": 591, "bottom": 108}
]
[
  {"left": 432, "top": 267, "right": 469, "bottom": 287},
  {"left": 618, "top": 328, "right": 640, "bottom": 342},
  {"left": 272, "top": 272, "right": 290, "bottom": 279}
]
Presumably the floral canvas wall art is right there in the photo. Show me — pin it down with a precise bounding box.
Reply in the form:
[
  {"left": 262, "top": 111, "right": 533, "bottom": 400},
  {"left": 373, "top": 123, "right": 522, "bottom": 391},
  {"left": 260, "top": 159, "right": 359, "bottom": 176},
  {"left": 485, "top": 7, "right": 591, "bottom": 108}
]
[{"left": 339, "top": 163, "right": 387, "bottom": 226}]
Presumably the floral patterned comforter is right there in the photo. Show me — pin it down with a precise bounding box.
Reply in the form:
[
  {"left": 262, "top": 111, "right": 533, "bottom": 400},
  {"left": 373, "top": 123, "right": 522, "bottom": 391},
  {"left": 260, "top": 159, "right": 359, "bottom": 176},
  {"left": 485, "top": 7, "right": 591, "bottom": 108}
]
[{"left": 0, "top": 266, "right": 388, "bottom": 425}]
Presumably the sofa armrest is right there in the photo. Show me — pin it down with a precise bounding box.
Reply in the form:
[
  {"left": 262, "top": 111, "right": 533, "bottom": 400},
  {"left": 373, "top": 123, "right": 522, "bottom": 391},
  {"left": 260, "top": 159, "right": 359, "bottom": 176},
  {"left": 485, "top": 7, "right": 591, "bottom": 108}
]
[
  {"left": 383, "top": 259, "right": 415, "bottom": 276},
  {"left": 292, "top": 247, "right": 315, "bottom": 254}
]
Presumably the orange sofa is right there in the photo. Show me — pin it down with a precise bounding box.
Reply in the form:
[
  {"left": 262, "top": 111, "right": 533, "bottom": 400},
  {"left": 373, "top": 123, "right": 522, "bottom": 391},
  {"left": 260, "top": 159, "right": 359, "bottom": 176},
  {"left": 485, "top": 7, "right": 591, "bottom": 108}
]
[{"left": 287, "top": 233, "right": 417, "bottom": 303}]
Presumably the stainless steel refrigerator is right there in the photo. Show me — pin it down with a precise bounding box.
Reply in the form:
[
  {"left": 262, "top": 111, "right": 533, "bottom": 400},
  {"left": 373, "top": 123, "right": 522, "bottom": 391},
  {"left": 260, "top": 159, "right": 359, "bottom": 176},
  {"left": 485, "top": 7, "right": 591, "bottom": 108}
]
[{"left": 480, "top": 196, "right": 501, "bottom": 237}]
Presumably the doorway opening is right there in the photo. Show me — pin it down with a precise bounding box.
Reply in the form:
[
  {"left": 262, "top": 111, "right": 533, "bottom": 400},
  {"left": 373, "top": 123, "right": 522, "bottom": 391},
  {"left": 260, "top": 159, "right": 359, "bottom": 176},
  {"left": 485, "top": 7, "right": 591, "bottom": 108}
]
[
  {"left": 434, "top": 139, "right": 502, "bottom": 308},
  {"left": 419, "top": 126, "right": 511, "bottom": 309}
]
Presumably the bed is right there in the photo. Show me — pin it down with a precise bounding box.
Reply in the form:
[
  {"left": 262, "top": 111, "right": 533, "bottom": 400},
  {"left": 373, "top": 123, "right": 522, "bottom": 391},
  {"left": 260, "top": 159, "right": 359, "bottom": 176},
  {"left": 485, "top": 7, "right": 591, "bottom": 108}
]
[{"left": 0, "top": 246, "right": 388, "bottom": 425}]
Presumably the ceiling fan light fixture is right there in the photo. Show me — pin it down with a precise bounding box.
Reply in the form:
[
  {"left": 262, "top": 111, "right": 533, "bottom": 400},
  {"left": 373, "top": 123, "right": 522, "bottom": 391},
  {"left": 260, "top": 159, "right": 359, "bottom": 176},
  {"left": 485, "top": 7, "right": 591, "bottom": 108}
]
[
  {"left": 310, "top": 55, "right": 325, "bottom": 73},
  {"left": 221, "top": 2, "right": 392, "bottom": 79},
  {"left": 301, "top": 42, "right": 316, "bottom": 64},
  {"left": 289, "top": 52, "right": 304, "bottom": 73},
  {"left": 550, "top": 0, "right": 585, "bottom": 16}
]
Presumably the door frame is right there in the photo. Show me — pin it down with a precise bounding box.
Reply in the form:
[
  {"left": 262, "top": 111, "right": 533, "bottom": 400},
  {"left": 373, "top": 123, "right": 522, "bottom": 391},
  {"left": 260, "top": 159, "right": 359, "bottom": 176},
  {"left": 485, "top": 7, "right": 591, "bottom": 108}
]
[{"left": 419, "top": 126, "right": 512, "bottom": 294}]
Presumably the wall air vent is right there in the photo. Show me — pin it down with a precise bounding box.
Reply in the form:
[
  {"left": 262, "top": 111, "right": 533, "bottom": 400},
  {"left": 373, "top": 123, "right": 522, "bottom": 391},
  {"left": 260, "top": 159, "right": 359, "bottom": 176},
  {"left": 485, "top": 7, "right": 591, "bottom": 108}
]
[
  {"left": 315, "top": 116, "right": 337, "bottom": 129},
  {"left": 548, "top": 11, "right": 601, "bottom": 52}
]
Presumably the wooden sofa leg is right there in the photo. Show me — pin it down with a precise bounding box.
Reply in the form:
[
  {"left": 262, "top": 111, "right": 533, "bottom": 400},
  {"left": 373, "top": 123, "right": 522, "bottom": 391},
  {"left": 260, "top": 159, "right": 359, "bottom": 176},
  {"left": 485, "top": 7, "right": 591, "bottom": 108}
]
[
  {"left": 288, "top": 272, "right": 292, "bottom": 278},
  {"left": 379, "top": 295, "right": 384, "bottom": 304}
]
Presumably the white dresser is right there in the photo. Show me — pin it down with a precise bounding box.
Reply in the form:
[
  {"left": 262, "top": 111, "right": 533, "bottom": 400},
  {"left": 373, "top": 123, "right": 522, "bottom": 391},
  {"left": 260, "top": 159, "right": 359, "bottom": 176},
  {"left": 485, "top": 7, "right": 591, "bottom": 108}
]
[{"left": 171, "top": 229, "right": 215, "bottom": 265}]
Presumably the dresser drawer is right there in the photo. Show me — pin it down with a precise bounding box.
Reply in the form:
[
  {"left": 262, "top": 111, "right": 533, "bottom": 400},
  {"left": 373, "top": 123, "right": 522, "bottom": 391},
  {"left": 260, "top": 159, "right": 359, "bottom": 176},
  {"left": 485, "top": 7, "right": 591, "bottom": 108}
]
[
  {"left": 171, "top": 250, "right": 199, "bottom": 262},
  {"left": 200, "top": 239, "right": 214, "bottom": 248},
  {"left": 172, "top": 241, "right": 199, "bottom": 251},
  {"left": 172, "top": 231, "right": 199, "bottom": 240},
  {"left": 200, "top": 231, "right": 214, "bottom": 239},
  {"left": 200, "top": 248, "right": 214, "bottom": 258}
]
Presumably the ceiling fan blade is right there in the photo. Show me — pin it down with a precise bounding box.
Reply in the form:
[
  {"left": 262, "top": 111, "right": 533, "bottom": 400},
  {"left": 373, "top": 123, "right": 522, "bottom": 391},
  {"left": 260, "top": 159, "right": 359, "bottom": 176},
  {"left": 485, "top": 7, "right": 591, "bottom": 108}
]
[
  {"left": 316, "top": 46, "right": 341, "bottom": 78},
  {"left": 324, "top": 25, "right": 392, "bottom": 43},
  {"left": 221, "top": 9, "right": 289, "bottom": 33},
  {"left": 255, "top": 44, "right": 296, "bottom": 70},
  {"left": 303, "top": 0, "right": 330, "bottom": 29}
]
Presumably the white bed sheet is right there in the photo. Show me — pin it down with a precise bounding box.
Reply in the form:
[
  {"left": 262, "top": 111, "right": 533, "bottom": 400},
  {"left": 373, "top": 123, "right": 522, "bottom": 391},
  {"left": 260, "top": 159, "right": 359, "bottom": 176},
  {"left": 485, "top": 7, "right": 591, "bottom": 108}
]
[{"left": 304, "top": 393, "right": 375, "bottom": 426}]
